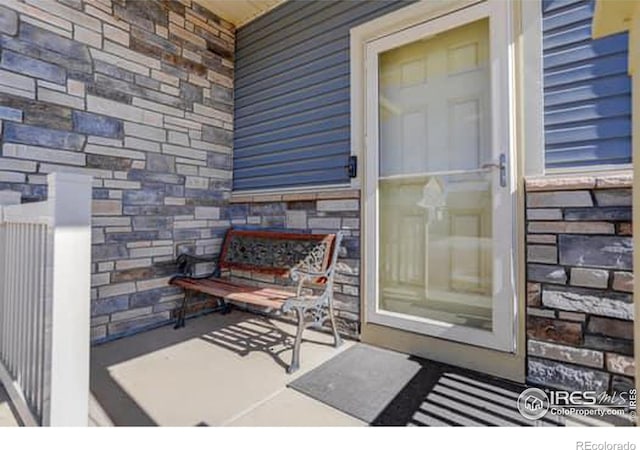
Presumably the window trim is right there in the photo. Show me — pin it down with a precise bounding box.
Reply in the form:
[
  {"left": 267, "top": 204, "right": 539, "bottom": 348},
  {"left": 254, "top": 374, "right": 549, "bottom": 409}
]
[
  {"left": 229, "top": 183, "right": 356, "bottom": 201},
  {"left": 545, "top": 163, "right": 634, "bottom": 176}
]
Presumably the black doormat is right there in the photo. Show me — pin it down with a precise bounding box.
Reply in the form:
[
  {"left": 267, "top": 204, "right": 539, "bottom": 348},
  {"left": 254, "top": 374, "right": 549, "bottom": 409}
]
[{"left": 289, "top": 344, "right": 534, "bottom": 426}]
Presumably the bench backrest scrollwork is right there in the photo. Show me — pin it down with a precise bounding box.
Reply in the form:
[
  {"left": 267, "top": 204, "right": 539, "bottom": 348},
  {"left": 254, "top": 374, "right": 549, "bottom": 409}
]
[{"left": 218, "top": 229, "right": 340, "bottom": 281}]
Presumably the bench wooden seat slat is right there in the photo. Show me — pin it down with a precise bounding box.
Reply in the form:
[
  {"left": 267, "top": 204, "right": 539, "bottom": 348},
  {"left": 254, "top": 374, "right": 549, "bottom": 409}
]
[
  {"left": 252, "top": 288, "right": 295, "bottom": 299},
  {"left": 174, "top": 277, "right": 247, "bottom": 291},
  {"left": 224, "top": 292, "right": 286, "bottom": 309},
  {"left": 168, "top": 228, "right": 343, "bottom": 373},
  {"left": 170, "top": 278, "right": 247, "bottom": 298},
  {"left": 171, "top": 278, "right": 295, "bottom": 303}
]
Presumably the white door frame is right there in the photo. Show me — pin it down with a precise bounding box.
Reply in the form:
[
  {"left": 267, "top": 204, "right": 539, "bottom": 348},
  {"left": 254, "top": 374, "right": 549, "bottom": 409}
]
[{"left": 362, "top": 0, "right": 518, "bottom": 352}]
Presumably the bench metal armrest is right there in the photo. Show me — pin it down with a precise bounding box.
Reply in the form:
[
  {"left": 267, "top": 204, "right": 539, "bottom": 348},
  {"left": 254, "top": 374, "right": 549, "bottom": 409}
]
[
  {"left": 289, "top": 267, "right": 334, "bottom": 296},
  {"left": 174, "top": 253, "right": 217, "bottom": 279},
  {"left": 289, "top": 267, "right": 332, "bottom": 281},
  {"left": 288, "top": 231, "right": 343, "bottom": 296}
]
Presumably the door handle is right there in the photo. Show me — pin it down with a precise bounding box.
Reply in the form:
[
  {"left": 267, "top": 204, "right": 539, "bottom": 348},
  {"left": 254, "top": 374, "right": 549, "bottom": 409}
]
[{"left": 480, "top": 153, "right": 507, "bottom": 187}]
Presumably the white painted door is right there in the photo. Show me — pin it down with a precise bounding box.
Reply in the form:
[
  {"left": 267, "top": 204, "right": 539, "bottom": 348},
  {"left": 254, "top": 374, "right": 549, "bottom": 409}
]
[{"left": 364, "top": 2, "right": 516, "bottom": 352}]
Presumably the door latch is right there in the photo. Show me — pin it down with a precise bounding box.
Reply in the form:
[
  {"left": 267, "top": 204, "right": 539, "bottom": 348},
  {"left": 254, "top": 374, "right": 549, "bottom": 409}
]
[
  {"left": 345, "top": 155, "right": 357, "bottom": 178},
  {"left": 481, "top": 153, "right": 507, "bottom": 187}
]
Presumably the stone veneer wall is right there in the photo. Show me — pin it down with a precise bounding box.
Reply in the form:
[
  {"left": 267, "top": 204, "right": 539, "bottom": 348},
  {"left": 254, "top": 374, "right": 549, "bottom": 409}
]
[
  {"left": 0, "top": 0, "right": 235, "bottom": 342},
  {"left": 222, "top": 190, "right": 361, "bottom": 337},
  {"left": 525, "top": 173, "right": 635, "bottom": 395}
]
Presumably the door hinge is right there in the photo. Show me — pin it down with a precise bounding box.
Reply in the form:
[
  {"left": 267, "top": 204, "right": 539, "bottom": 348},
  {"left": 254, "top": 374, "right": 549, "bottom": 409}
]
[{"left": 345, "top": 155, "right": 358, "bottom": 178}]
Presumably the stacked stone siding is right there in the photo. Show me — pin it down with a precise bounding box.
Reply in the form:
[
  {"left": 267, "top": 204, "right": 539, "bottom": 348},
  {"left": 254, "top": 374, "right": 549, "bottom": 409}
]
[
  {"left": 226, "top": 190, "right": 361, "bottom": 337},
  {"left": 525, "top": 173, "right": 634, "bottom": 394},
  {"left": 0, "top": 0, "right": 235, "bottom": 342}
]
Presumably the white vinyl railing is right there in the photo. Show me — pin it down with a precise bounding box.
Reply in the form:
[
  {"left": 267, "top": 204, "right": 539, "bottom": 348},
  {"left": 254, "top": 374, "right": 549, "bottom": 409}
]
[{"left": 0, "top": 173, "right": 92, "bottom": 426}]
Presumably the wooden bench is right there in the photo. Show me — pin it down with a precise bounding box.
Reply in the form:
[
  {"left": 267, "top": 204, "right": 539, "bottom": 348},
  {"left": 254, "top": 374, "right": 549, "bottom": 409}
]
[{"left": 168, "top": 228, "right": 344, "bottom": 373}]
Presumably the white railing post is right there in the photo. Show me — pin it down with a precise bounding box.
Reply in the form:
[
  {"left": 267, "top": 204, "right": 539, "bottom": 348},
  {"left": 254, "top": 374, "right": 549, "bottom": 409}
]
[{"left": 44, "top": 173, "right": 92, "bottom": 426}]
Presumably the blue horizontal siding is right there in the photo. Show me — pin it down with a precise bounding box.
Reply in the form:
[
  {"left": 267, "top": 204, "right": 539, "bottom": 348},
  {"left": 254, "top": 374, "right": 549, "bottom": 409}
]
[
  {"left": 235, "top": 45, "right": 349, "bottom": 105},
  {"left": 542, "top": 2, "right": 593, "bottom": 32},
  {"left": 236, "top": 75, "right": 350, "bottom": 120},
  {"left": 236, "top": 101, "right": 350, "bottom": 138},
  {"left": 542, "top": 0, "right": 631, "bottom": 168},
  {"left": 236, "top": 63, "right": 349, "bottom": 111},
  {"left": 236, "top": 89, "right": 348, "bottom": 129},
  {"left": 544, "top": 53, "right": 628, "bottom": 88},
  {"left": 543, "top": 23, "right": 592, "bottom": 50},
  {"left": 235, "top": 127, "right": 349, "bottom": 155},
  {"left": 544, "top": 96, "right": 631, "bottom": 125},
  {"left": 545, "top": 117, "right": 631, "bottom": 144},
  {"left": 233, "top": 0, "right": 414, "bottom": 191},
  {"left": 234, "top": 142, "right": 347, "bottom": 169},
  {"left": 544, "top": 74, "right": 630, "bottom": 107},
  {"left": 235, "top": 153, "right": 347, "bottom": 179},
  {"left": 543, "top": 34, "right": 628, "bottom": 69},
  {"left": 546, "top": 139, "right": 631, "bottom": 167}
]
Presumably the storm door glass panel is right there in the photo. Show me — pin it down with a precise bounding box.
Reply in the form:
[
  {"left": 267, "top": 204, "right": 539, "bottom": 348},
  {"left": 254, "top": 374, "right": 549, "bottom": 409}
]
[{"left": 378, "top": 18, "right": 493, "bottom": 331}]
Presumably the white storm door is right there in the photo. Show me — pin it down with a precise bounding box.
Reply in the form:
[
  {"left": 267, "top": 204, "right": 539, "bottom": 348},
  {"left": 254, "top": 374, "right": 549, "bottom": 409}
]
[{"left": 364, "top": 1, "right": 516, "bottom": 352}]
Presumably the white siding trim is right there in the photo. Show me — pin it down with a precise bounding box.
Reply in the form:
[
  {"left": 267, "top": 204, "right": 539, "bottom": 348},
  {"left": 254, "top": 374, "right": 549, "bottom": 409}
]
[
  {"left": 229, "top": 183, "right": 353, "bottom": 199},
  {"left": 521, "top": 0, "right": 545, "bottom": 176},
  {"left": 545, "top": 163, "right": 634, "bottom": 176}
]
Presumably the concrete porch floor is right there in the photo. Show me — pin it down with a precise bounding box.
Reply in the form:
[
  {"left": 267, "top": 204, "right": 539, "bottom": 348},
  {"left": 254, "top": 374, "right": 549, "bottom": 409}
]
[
  {"left": 2, "top": 310, "right": 634, "bottom": 427},
  {"left": 89, "top": 310, "right": 635, "bottom": 427},
  {"left": 90, "top": 311, "right": 364, "bottom": 426}
]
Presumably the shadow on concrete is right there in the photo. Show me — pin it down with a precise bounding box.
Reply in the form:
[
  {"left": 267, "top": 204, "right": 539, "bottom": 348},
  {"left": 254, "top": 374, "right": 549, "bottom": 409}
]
[
  {"left": 198, "top": 311, "right": 335, "bottom": 371},
  {"left": 371, "top": 357, "right": 546, "bottom": 426},
  {"left": 90, "top": 309, "right": 336, "bottom": 426},
  {"left": 374, "top": 358, "right": 635, "bottom": 427},
  {"left": 289, "top": 343, "right": 634, "bottom": 427}
]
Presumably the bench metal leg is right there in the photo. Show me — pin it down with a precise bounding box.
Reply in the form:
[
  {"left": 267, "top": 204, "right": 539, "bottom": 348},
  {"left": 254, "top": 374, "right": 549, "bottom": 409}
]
[
  {"left": 287, "top": 307, "right": 306, "bottom": 374},
  {"left": 327, "top": 296, "right": 343, "bottom": 348},
  {"left": 219, "top": 298, "right": 232, "bottom": 315},
  {"left": 174, "top": 291, "right": 192, "bottom": 329}
]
